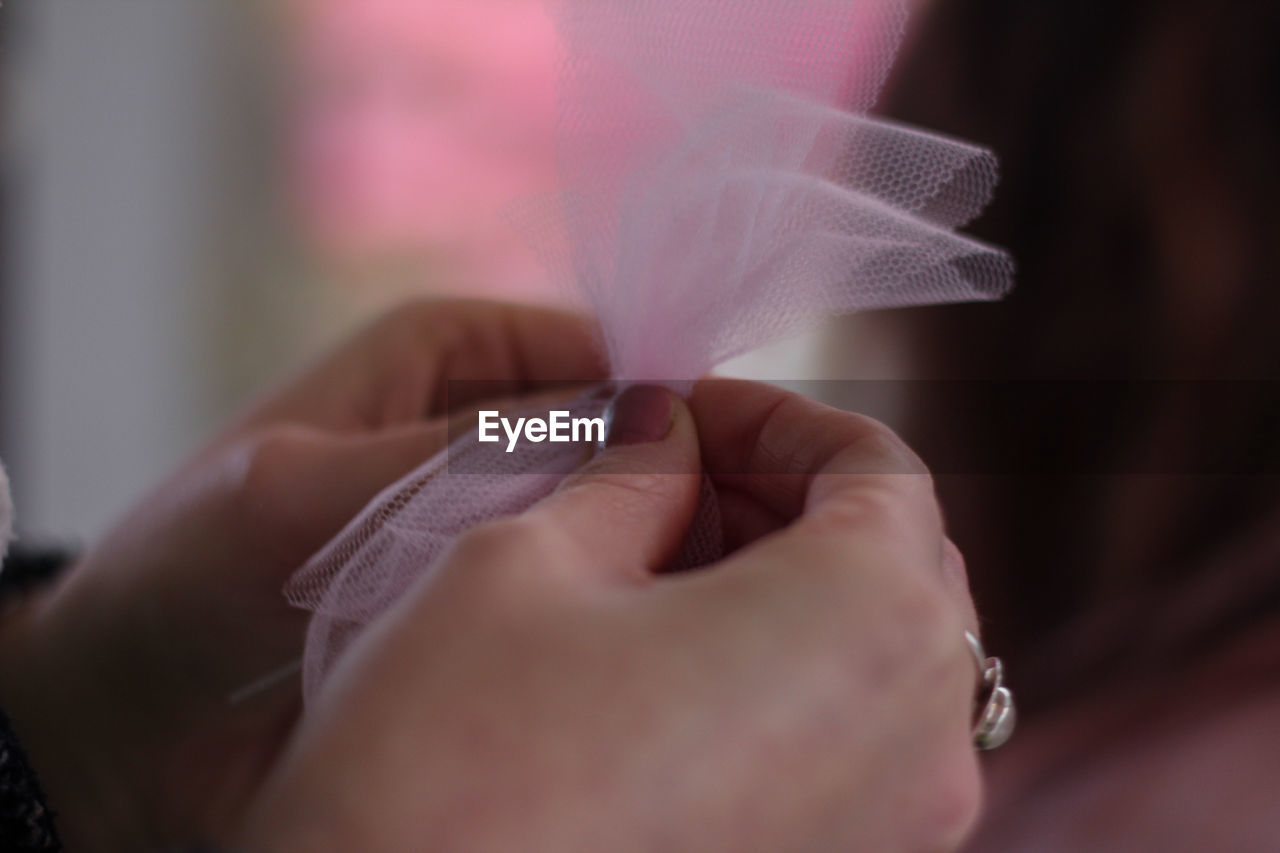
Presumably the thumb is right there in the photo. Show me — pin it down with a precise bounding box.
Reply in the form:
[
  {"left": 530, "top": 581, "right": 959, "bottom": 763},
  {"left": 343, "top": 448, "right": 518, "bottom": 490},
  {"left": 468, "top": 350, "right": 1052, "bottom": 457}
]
[{"left": 522, "top": 385, "right": 703, "bottom": 584}]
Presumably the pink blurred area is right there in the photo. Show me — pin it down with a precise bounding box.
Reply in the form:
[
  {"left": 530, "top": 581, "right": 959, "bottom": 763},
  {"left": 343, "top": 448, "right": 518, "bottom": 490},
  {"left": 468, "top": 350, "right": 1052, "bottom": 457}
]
[
  {"left": 284, "top": 0, "right": 922, "bottom": 303},
  {"left": 286, "top": 0, "right": 563, "bottom": 299}
]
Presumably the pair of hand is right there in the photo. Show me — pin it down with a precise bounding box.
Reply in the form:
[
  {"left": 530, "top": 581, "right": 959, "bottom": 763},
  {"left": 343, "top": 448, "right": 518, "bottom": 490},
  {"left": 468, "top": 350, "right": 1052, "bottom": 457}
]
[{"left": 0, "top": 301, "right": 982, "bottom": 852}]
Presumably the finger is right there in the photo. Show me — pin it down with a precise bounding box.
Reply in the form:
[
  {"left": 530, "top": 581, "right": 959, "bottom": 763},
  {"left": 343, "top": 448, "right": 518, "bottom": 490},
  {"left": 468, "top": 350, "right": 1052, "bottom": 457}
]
[
  {"left": 723, "top": 450, "right": 944, "bottom": 587},
  {"left": 237, "top": 300, "right": 606, "bottom": 434},
  {"left": 244, "top": 423, "right": 454, "bottom": 569},
  {"left": 690, "top": 379, "right": 930, "bottom": 521},
  {"left": 421, "top": 300, "right": 607, "bottom": 411},
  {"left": 689, "top": 379, "right": 953, "bottom": 591},
  {"left": 246, "top": 382, "right": 604, "bottom": 573},
  {"left": 942, "top": 538, "right": 981, "bottom": 634},
  {"left": 519, "top": 385, "right": 703, "bottom": 585}
]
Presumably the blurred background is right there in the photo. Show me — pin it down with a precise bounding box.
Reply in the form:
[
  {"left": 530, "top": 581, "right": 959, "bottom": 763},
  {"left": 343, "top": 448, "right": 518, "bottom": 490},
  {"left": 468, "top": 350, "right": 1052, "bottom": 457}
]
[
  {"left": 0, "top": 0, "right": 853, "bottom": 542},
  {"left": 0, "top": 0, "right": 578, "bottom": 540},
  {"left": 4, "top": 0, "right": 1279, "bottom": 844}
]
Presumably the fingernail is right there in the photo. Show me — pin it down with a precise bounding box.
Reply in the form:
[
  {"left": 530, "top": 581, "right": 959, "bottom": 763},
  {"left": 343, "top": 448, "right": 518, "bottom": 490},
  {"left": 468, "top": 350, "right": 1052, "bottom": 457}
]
[{"left": 604, "top": 385, "right": 675, "bottom": 448}]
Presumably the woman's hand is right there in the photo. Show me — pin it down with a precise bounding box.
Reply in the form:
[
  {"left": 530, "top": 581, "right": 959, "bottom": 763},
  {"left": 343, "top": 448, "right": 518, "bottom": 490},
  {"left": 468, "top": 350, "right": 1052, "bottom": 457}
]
[
  {"left": 0, "top": 300, "right": 604, "bottom": 852},
  {"left": 242, "top": 382, "right": 983, "bottom": 853}
]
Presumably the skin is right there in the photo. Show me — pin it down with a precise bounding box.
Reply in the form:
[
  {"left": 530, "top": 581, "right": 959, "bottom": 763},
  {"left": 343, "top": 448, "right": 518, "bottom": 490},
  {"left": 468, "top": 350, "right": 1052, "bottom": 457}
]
[
  {"left": 0, "top": 301, "right": 983, "bottom": 852},
  {"left": 0, "top": 300, "right": 604, "bottom": 851}
]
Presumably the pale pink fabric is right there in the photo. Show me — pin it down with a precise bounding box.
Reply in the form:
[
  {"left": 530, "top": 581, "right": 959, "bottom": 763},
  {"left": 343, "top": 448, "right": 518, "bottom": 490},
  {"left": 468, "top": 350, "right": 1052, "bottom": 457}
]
[{"left": 285, "top": 0, "right": 1013, "bottom": 703}]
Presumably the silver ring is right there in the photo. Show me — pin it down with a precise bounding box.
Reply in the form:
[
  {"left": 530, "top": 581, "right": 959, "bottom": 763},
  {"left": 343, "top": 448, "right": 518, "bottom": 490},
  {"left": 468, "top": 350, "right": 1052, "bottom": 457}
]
[{"left": 964, "top": 630, "right": 1016, "bottom": 751}]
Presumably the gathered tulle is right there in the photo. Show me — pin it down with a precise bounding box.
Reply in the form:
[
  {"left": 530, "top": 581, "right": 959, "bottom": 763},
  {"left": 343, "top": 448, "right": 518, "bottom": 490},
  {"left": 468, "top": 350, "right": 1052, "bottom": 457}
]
[{"left": 285, "top": 0, "right": 1013, "bottom": 703}]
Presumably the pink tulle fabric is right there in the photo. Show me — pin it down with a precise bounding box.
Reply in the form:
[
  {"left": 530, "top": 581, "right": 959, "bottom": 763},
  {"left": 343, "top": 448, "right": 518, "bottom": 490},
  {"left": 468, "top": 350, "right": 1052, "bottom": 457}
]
[{"left": 285, "top": 0, "right": 1013, "bottom": 703}]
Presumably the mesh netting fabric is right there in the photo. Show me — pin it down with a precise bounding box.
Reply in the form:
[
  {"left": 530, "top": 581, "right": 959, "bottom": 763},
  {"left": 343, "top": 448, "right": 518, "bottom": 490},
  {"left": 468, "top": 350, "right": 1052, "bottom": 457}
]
[{"left": 285, "top": 0, "right": 1013, "bottom": 703}]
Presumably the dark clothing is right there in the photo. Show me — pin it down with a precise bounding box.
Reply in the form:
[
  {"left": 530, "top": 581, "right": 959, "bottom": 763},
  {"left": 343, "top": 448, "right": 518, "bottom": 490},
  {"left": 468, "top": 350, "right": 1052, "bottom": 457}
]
[
  {"left": 0, "top": 544, "right": 77, "bottom": 853},
  {"left": 0, "top": 706, "right": 60, "bottom": 853}
]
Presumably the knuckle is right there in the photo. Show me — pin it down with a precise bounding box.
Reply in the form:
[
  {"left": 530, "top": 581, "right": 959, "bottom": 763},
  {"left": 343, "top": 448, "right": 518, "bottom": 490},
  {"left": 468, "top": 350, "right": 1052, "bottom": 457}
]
[
  {"left": 555, "top": 463, "right": 687, "bottom": 542},
  {"left": 942, "top": 538, "right": 967, "bottom": 577},
  {"left": 917, "top": 748, "right": 984, "bottom": 850},
  {"left": 234, "top": 426, "right": 315, "bottom": 506},
  {"left": 878, "top": 575, "right": 965, "bottom": 680},
  {"left": 382, "top": 298, "right": 448, "bottom": 336},
  {"left": 749, "top": 392, "right": 818, "bottom": 473},
  {"left": 805, "top": 476, "right": 943, "bottom": 567},
  {"left": 451, "top": 517, "right": 535, "bottom": 563},
  {"left": 223, "top": 426, "right": 324, "bottom": 550},
  {"left": 446, "top": 517, "right": 563, "bottom": 589},
  {"left": 560, "top": 467, "right": 672, "bottom": 510},
  {"left": 810, "top": 481, "right": 941, "bottom": 554},
  {"left": 369, "top": 300, "right": 458, "bottom": 362},
  {"left": 847, "top": 417, "right": 927, "bottom": 473},
  {"left": 386, "top": 298, "right": 492, "bottom": 349},
  {"left": 808, "top": 484, "right": 909, "bottom": 536}
]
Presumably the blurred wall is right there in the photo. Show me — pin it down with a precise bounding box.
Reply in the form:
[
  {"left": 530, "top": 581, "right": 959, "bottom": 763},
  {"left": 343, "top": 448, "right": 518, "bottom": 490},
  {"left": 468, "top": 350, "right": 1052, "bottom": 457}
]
[
  {"left": 0, "top": 0, "right": 900, "bottom": 543},
  {"left": 3, "top": 0, "right": 223, "bottom": 540}
]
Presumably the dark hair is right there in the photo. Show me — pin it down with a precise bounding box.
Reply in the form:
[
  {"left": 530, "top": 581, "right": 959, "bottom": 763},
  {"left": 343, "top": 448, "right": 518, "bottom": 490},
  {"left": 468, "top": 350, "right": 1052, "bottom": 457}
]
[{"left": 882, "top": 0, "right": 1280, "bottom": 712}]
